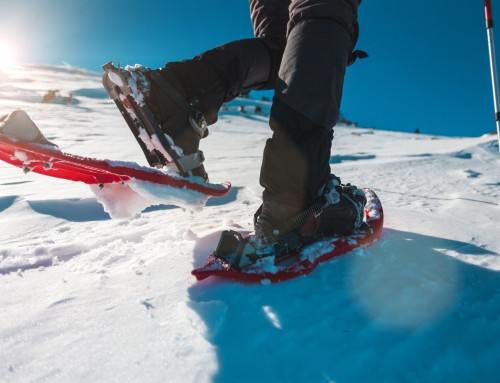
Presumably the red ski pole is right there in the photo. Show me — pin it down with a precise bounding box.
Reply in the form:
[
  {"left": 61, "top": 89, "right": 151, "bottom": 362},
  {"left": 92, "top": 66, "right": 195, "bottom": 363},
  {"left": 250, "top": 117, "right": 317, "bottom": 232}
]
[{"left": 485, "top": 0, "right": 500, "bottom": 152}]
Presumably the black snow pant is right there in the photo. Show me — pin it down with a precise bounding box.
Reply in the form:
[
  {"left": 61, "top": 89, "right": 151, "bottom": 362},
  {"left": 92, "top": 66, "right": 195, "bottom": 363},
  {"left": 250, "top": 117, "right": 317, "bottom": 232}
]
[{"left": 189, "top": 0, "right": 361, "bottom": 208}]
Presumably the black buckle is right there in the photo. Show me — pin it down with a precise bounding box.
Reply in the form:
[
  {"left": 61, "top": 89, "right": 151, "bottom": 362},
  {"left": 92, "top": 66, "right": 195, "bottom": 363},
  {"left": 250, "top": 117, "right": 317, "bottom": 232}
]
[
  {"left": 214, "top": 230, "right": 258, "bottom": 269},
  {"left": 189, "top": 108, "right": 208, "bottom": 138}
]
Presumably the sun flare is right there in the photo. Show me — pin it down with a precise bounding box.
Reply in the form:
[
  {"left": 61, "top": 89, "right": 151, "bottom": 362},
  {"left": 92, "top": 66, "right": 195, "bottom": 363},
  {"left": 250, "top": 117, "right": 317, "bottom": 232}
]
[{"left": 0, "top": 42, "right": 14, "bottom": 68}]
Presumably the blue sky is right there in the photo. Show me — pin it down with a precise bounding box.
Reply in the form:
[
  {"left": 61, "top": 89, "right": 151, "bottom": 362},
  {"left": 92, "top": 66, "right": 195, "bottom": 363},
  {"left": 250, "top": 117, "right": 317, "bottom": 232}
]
[{"left": 1, "top": 0, "right": 499, "bottom": 137}]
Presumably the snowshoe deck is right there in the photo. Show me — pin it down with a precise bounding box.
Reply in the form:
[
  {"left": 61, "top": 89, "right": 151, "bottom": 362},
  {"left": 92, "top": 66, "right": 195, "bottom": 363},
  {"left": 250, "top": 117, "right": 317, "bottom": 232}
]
[{"left": 192, "top": 189, "right": 383, "bottom": 283}]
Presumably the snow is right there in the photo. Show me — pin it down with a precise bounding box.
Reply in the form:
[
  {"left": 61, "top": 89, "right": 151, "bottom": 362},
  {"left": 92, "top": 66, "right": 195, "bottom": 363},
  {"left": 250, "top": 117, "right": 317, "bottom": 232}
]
[
  {"left": 90, "top": 178, "right": 209, "bottom": 219},
  {"left": 138, "top": 127, "right": 156, "bottom": 152},
  {"left": 107, "top": 71, "right": 123, "bottom": 87},
  {"left": 151, "top": 133, "right": 174, "bottom": 162},
  {"left": 13, "top": 150, "right": 28, "bottom": 162},
  {"left": 1, "top": 64, "right": 500, "bottom": 382},
  {"left": 123, "top": 64, "right": 150, "bottom": 106}
]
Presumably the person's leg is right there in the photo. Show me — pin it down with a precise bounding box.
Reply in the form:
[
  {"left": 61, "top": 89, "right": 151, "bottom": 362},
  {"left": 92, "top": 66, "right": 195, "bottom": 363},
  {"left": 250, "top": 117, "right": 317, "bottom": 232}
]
[
  {"left": 105, "top": 0, "right": 290, "bottom": 180},
  {"left": 248, "top": 0, "right": 290, "bottom": 90},
  {"left": 158, "top": 0, "right": 290, "bottom": 124},
  {"left": 287, "top": 0, "right": 361, "bottom": 37},
  {"left": 256, "top": 0, "right": 365, "bottom": 243}
]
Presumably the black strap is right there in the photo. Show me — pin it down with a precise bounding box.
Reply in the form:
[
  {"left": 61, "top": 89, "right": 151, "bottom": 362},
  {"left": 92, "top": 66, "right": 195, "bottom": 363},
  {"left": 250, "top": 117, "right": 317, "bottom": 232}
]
[
  {"left": 347, "top": 50, "right": 368, "bottom": 66},
  {"left": 253, "top": 204, "right": 263, "bottom": 226},
  {"left": 148, "top": 71, "right": 191, "bottom": 112}
]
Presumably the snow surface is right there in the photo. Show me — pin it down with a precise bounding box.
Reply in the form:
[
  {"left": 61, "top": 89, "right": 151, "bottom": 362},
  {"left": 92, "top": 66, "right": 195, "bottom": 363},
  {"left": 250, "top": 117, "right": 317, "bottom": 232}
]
[{"left": 1, "top": 65, "right": 500, "bottom": 382}]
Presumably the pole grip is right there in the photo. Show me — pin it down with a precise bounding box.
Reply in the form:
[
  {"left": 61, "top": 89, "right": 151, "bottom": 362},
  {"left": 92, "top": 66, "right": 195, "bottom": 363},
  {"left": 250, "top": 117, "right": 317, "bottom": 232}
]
[{"left": 486, "top": 0, "right": 494, "bottom": 28}]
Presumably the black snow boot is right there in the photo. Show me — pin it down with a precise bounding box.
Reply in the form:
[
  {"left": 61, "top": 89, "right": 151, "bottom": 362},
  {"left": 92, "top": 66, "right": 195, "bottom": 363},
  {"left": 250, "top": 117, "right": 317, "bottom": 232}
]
[
  {"left": 103, "top": 38, "right": 274, "bottom": 180},
  {"left": 254, "top": 175, "right": 367, "bottom": 252}
]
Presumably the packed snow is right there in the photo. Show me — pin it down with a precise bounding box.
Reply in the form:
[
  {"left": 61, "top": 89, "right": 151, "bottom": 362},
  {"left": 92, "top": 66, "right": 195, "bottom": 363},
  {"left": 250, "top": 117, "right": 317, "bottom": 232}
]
[
  {"left": 1, "top": 64, "right": 500, "bottom": 382},
  {"left": 89, "top": 179, "right": 208, "bottom": 220}
]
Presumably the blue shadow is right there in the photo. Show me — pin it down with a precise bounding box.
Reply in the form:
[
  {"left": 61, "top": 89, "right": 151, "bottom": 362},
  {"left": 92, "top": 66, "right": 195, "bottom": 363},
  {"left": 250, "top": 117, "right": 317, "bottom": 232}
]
[
  {"left": 330, "top": 154, "right": 376, "bottom": 164},
  {"left": 28, "top": 198, "right": 110, "bottom": 222},
  {"left": 0, "top": 195, "right": 17, "bottom": 213},
  {"left": 206, "top": 186, "right": 243, "bottom": 207},
  {"left": 188, "top": 229, "right": 500, "bottom": 382}
]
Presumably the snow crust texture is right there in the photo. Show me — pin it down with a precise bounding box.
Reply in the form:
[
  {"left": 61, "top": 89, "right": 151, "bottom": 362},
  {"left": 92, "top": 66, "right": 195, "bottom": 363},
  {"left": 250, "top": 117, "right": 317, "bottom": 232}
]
[{"left": 1, "top": 65, "right": 500, "bottom": 383}]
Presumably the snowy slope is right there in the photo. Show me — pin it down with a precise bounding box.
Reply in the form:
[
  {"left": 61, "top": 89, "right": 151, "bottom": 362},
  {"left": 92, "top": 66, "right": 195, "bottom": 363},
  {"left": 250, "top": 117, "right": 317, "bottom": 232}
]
[{"left": 1, "top": 65, "right": 500, "bottom": 383}]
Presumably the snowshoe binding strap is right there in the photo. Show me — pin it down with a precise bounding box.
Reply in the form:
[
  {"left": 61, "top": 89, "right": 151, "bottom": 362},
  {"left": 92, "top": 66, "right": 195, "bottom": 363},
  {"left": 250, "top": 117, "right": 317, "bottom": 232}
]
[
  {"left": 338, "top": 183, "right": 367, "bottom": 230},
  {"left": 213, "top": 230, "right": 299, "bottom": 269},
  {"left": 148, "top": 72, "right": 208, "bottom": 139},
  {"left": 214, "top": 230, "right": 259, "bottom": 269},
  {"left": 148, "top": 71, "right": 189, "bottom": 111},
  {"left": 176, "top": 151, "right": 205, "bottom": 174}
]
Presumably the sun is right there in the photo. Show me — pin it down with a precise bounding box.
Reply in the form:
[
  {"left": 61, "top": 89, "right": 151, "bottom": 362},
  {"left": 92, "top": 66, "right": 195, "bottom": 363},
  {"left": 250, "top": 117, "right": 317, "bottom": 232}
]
[{"left": 0, "top": 42, "right": 14, "bottom": 69}]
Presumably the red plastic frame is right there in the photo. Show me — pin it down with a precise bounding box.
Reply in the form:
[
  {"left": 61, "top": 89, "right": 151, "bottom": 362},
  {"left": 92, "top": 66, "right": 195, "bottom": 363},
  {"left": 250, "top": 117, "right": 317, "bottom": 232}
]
[{"left": 0, "top": 134, "right": 230, "bottom": 197}]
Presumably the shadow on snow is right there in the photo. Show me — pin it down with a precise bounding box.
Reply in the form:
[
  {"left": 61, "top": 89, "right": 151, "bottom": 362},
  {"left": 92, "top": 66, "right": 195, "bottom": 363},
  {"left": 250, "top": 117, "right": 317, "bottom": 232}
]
[
  {"left": 0, "top": 195, "right": 18, "bottom": 213},
  {"left": 27, "top": 198, "right": 111, "bottom": 222},
  {"left": 329, "top": 153, "right": 376, "bottom": 164},
  {"left": 188, "top": 229, "right": 500, "bottom": 383},
  {"left": 206, "top": 186, "right": 243, "bottom": 207}
]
